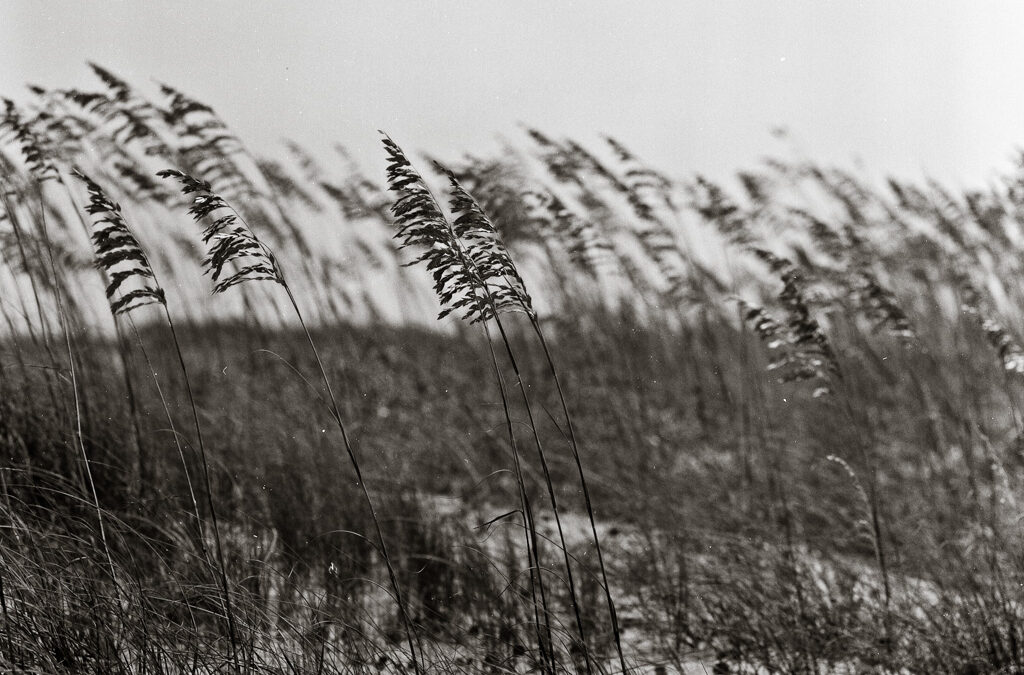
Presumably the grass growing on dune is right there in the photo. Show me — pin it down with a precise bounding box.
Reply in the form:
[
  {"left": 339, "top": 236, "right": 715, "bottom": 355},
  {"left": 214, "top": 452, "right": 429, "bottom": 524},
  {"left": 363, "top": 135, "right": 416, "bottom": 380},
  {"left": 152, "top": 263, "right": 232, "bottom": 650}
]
[
  {"left": 6, "top": 64, "right": 1024, "bottom": 673},
  {"left": 4, "top": 310, "right": 1024, "bottom": 672}
]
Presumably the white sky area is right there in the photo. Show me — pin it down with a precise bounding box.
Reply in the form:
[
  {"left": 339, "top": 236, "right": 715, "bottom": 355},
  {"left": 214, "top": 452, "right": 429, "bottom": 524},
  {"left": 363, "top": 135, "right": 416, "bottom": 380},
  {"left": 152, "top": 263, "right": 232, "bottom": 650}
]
[{"left": 3, "top": 1, "right": 1024, "bottom": 189}]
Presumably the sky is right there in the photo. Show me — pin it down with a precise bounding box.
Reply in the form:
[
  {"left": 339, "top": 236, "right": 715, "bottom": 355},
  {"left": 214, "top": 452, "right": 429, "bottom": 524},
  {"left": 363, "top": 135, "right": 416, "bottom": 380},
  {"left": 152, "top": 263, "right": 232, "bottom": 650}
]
[{"left": 3, "top": 1, "right": 1024, "bottom": 189}]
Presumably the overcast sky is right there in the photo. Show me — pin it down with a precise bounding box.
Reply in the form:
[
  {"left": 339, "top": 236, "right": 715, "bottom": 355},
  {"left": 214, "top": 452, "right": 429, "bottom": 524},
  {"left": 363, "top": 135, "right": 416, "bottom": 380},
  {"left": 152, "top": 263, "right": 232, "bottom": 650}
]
[{"left": 3, "top": 1, "right": 1024, "bottom": 188}]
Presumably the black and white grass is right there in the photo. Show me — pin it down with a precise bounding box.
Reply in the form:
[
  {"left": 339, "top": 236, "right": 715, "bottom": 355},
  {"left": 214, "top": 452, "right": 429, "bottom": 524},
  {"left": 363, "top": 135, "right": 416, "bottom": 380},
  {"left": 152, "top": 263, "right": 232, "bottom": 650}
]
[
  {"left": 75, "top": 169, "right": 166, "bottom": 314},
  {"left": 6, "top": 60, "right": 1024, "bottom": 675}
]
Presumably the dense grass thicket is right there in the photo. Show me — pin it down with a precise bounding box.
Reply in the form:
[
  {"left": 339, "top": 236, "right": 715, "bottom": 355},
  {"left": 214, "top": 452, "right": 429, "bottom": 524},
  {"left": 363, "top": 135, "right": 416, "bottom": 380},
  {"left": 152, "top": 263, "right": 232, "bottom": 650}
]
[{"left": 4, "top": 64, "right": 1024, "bottom": 673}]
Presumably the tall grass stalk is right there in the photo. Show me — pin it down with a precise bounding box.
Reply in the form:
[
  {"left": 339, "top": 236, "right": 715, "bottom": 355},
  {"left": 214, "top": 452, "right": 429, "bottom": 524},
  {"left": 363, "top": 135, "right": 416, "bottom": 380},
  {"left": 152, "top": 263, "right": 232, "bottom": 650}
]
[
  {"left": 0, "top": 187, "right": 67, "bottom": 430},
  {"left": 382, "top": 136, "right": 597, "bottom": 671},
  {"left": 124, "top": 316, "right": 209, "bottom": 564},
  {"left": 528, "top": 317, "right": 628, "bottom": 674},
  {"left": 72, "top": 170, "right": 240, "bottom": 670},
  {"left": 481, "top": 324, "right": 556, "bottom": 673},
  {"left": 487, "top": 310, "right": 594, "bottom": 671},
  {"left": 161, "top": 303, "right": 242, "bottom": 671},
  {"left": 33, "top": 184, "right": 120, "bottom": 603},
  {"left": 58, "top": 170, "right": 149, "bottom": 499},
  {"left": 158, "top": 168, "right": 422, "bottom": 674},
  {"left": 278, "top": 279, "right": 423, "bottom": 674}
]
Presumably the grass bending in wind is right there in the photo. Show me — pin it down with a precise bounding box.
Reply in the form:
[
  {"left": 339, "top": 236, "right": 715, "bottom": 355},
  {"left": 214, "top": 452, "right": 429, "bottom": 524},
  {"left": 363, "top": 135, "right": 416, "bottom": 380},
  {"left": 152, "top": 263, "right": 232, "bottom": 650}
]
[
  {"left": 12, "top": 62, "right": 1024, "bottom": 673},
  {"left": 384, "top": 133, "right": 626, "bottom": 673},
  {"left": 158, "top": 167, "right": 423, "bottom": 675},
  {"left": 75, "top": 169, "right": 241, "bottom": 670}
]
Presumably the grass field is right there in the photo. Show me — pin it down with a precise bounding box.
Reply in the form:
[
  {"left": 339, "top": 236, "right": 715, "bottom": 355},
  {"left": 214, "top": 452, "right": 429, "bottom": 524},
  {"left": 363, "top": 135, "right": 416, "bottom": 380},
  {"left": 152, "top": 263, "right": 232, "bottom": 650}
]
[{"left": 2, "top": 64, "right": 1024, "bottom": 673}]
